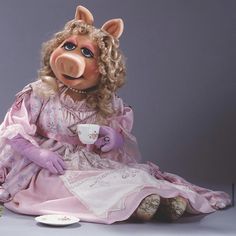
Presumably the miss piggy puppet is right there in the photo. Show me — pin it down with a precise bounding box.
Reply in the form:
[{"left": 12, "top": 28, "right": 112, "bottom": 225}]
[{"left": 0, "top": 5, "right": 231, "bottom": 224}]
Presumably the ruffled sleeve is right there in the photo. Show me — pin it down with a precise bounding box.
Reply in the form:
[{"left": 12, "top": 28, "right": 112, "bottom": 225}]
[
  {"left": 0, "top": 82, "right": 44, "bottom": 165},
  {"left": 100, "top": 95, "right": 142, "bottom": 164}
]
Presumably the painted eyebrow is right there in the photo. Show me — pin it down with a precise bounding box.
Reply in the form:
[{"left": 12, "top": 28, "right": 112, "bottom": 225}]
[{"left": 63, "top": 37, "right": 77, "bottom": 45}]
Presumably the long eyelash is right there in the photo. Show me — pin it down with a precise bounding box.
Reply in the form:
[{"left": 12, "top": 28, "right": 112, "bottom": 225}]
[
  {"left": 84, "top": 48, "right": 94, "bottom": 57},
  {"left": 61, "top": 41, "right": 76, "bottom": 47},
  {"left": 88, "top": 50, "right": 94, "bottom": 57}
]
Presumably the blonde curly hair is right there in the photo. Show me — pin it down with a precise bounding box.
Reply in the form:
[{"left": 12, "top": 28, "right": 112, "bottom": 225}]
[{"left": 37, "top": 19, "right": 126, "bottom": 121}]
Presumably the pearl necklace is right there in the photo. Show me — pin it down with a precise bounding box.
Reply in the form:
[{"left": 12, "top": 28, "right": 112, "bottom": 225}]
[{"left": 67, "top": 86, "right": 87, "bottom": 94}]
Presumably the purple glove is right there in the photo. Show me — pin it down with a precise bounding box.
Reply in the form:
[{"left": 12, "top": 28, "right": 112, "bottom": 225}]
[
  {"left": 8, "top": 134, "right": 66, "bottom": 175},
  {"left": 95, "top": 126, "right": 124, "bottom": 152}
]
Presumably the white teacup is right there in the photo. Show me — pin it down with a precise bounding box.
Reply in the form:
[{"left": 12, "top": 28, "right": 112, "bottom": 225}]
[{"left": 77, "top": 124, "right": 100, "bottom": 144}]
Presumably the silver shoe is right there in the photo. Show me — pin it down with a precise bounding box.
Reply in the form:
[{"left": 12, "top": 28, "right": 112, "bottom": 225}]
[{"left": 131, "top": 194, "right": 161, "bottom": 221}]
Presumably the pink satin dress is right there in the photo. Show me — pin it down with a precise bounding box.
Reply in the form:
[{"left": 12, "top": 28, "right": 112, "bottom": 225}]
[{"left": 0, "top": 80, "right": 231, "bottom": 224}]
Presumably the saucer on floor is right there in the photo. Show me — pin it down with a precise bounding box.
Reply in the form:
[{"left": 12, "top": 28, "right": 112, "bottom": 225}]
[{"left": 35, "top": 214, "right": 80, "bottom": 226}]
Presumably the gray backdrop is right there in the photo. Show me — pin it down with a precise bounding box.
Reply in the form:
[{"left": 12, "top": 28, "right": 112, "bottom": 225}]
[{"left": 0, "top": 0, "right": 235, "bottom": 186}]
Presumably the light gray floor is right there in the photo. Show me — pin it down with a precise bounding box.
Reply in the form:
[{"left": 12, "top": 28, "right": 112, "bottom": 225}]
[{"left": 0, "top": 184, "right": 235, "bottom": 236}]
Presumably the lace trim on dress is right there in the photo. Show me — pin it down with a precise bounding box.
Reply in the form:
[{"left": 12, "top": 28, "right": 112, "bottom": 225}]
[
  {"left": 59, "top": 87, "right": 90, "bottom": 112},
  {"left": 56, "top": 87, "right": 98, "bottom": 135}
]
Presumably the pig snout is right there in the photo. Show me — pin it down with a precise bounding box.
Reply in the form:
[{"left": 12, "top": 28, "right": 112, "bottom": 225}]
[{"left": 55, "top": 53, "right": 85, "bottom": 78}]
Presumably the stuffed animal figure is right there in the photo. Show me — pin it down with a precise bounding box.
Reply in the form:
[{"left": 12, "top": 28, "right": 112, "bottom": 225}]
[{"left": 0, "top": 5, "right": 231, "bottom": 224}]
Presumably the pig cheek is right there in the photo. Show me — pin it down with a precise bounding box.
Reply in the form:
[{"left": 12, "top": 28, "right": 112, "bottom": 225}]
[
  {"left": 50, "top": 49, "right": 62, "bottom": 71},
  {"left": 87, "top": 62, "right": 99, "bottom": 76}
]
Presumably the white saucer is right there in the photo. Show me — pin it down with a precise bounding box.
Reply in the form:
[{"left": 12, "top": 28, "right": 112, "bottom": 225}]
[{"left": 35, "top": 214, "right": 80, "bottom": 226}]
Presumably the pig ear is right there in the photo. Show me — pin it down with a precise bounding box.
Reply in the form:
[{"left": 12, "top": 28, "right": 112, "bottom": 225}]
[
  {"left": 75, "top": 5, "right": 94, "bottom": 25},
  {"left": 101, "top": 19, "right": 124, "bottom": 39}
]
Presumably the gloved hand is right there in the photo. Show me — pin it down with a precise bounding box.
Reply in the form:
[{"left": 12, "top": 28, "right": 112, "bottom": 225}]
[
  {"left": 8, "top": 134, "right": 66, "bottom": 175},
  {"left": 94, "top": 126, "right": 124, "bottom": 152}
]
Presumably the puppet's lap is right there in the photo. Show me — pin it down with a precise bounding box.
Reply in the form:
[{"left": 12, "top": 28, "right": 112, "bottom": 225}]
[
  {"left": 3, "top": 162, "right": 228, "bottom": 224},
  {"left": 3, "top": 169, "right": 166, "bottom": 224}
]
